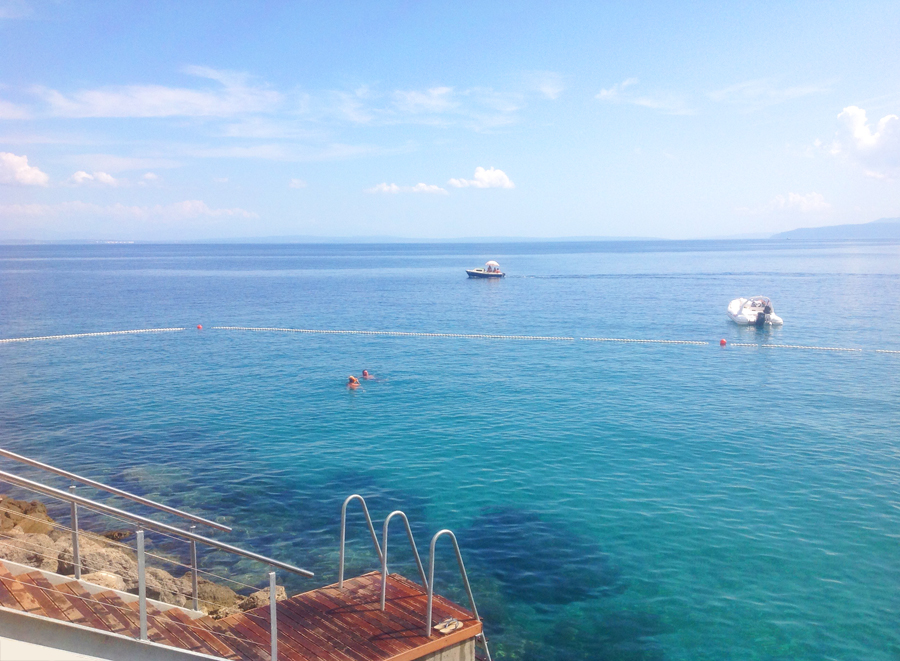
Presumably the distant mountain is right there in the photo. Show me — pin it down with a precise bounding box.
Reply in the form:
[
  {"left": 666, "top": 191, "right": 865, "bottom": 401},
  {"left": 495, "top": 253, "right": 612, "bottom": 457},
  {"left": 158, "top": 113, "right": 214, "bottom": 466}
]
[{"left": 772, "top": 217, "right": 900, "bottom": 240}]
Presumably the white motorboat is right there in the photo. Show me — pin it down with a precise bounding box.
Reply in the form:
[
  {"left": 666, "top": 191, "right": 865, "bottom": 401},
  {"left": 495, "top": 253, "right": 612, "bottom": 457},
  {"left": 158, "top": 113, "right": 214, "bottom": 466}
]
[
  {"left": 466, "top": 260, "right": 505, "bottom": 278},
  {"left": 727, "top": 296, "right": 783, "bottom": 326}
]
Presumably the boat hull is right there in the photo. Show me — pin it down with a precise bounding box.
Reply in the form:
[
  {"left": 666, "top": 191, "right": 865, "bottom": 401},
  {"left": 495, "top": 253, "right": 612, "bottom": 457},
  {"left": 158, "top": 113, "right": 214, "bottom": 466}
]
[{"left": 466, "top": 270, "right": 504, "bottom": 278}]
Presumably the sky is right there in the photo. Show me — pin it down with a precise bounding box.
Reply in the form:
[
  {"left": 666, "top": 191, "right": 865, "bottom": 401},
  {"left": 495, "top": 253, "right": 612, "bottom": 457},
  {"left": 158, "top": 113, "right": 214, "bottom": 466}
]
[{"left": 0, "top": 0, "right": 898, "bottom": 241}]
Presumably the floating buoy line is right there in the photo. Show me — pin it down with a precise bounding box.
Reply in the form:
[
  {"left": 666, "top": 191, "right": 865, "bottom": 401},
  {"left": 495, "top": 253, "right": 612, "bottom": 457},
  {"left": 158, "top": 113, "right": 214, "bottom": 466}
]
[{"left": 0, "top": 325, "right": 896, "bottom": 355}]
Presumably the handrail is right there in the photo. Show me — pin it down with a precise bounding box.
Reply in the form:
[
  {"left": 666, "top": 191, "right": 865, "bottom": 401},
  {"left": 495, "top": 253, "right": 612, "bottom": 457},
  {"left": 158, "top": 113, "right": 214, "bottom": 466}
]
[
  {"left": 426, "top": 530, "right": 480, "bottom": 635},
  {"left": 0, "top": 447, "right": 231, "bottom": 533},
  {"left": 380, "top": 510, "right": 427, "bottom": 610},
  {"left": 339, "top": 494, "right": 383, "bottom": 588},
  {"left": 0, "top": 468, "right": 314, "bottom": 578}
]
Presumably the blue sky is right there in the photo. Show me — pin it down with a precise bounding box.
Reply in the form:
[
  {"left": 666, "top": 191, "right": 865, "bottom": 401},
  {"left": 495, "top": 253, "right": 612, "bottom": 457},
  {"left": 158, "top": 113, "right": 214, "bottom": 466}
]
[{"left": 0, "top": 1, "right": 898, "bottom": 240}]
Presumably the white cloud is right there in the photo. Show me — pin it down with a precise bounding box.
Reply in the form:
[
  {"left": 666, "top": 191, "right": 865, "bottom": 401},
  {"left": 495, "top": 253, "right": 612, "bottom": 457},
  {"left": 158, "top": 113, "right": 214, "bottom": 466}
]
[
  {"left": 526, "top": 71, "right": 565, "bottom": 100},
  {"left": 366, "top": 182, "right": 448, "bottom": 195},
  {"left": 708, "top": 79, "right": 829, "bottom": 109},
  {"left": 393, "top": 87, "right": 457, "bottom": 114},
  {"left": 138, "top": 172, "right": 159, "bottom": 187},
  {"left": 448, "top": 166, "right": 514, "bottom": 189},
  {"left": 289, "top": 178, "right": 307, "bottom": 189},
  {"left": 35, "top": 66, "right": 281, "bottom": 118},
  {"left": 596, "top": 78, "right": 639, "bottom": 101},
  {"left": 829, "top": 105, "right": 899, "bottom": 178},
  {"left": 68, "top": 170, "right": 119, "bottom": 186},
  {"left": 739, "top": 192, "right": 831, "bottom": 215},
  {"left": 0, "top": 152, "right": 48, "bottom": 186},
  {"left": 0, "top": 99, "right": 30, "bottom": 119},
  {"left": 0, "top": 199, "right": 258, "bottom": 220},
  {"left": 57, "top": 154, "right": 182, "bottom": 173},
  {"left": 769, "top": 192, "right": 830, "bottom": 213},
  {"left": 596, "top": 78, "right": 692, "bottom": 115}
]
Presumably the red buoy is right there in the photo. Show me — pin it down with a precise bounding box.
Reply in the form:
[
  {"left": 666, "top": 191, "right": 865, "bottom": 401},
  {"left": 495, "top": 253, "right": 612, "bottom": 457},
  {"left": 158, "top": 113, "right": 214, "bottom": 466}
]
[
  {"left": 720, "top": 339, "right": 726, "bottom": 346},
  {"left": 197, "top": 325, "right": 203, "bottom": 330}
]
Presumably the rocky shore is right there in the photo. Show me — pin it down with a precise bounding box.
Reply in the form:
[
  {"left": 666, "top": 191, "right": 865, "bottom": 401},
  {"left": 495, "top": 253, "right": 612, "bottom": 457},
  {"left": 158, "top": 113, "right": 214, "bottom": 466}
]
[{"left": 0, "top": 494, "right": 284, "bottom": 618}]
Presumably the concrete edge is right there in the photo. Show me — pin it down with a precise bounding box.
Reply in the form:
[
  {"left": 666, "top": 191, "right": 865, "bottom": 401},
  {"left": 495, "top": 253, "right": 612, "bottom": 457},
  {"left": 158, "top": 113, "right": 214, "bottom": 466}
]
[{"left": 0, "top": 606, "right": 226, "bottom": 661}]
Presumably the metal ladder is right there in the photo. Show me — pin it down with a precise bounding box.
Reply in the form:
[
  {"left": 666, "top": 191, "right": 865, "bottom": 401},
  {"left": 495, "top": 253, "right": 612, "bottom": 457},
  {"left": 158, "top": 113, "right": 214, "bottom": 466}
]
[{"left": 339, "top": 494, "right": 492, "bottom": 661}]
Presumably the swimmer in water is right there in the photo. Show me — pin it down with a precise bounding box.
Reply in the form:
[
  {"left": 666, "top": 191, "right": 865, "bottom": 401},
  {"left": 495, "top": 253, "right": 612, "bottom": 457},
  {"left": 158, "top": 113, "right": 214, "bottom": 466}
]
[
  {"left": 347, "top": 375, "right": 360, "bottom": 389},
  {"left": 362, "top": 370, "right": 375, "bottom": 380}
]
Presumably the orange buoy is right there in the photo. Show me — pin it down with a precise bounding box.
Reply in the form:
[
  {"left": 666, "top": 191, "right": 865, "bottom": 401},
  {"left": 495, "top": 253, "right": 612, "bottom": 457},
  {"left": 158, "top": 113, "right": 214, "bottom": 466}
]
[
  {"left": 720, "top": 339, "right": 726, "bottom": 346},
  {"left": 197, "top": 325, "right": 203, "bottom": 330}
]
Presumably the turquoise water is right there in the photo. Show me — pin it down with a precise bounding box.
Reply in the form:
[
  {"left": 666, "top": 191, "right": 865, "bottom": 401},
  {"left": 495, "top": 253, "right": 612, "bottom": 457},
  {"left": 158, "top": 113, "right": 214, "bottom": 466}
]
[{"left": 1, "top": 241, "right": 899, "bottom": 660}]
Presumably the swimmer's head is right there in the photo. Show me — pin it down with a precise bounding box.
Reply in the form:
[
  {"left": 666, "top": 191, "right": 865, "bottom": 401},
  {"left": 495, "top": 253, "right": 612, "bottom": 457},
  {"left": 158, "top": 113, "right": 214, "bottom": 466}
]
[
  {"left": 348, "top": 375, "right": 359, "bottom": 384},
  {"left": 362, "top": 370, "right": 369, "bottom": 377}
]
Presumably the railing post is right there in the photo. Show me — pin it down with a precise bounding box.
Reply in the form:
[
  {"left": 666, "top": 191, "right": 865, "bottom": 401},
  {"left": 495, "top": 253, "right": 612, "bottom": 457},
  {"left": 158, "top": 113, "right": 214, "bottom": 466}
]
[
  {"left": 136, "top": 530, "right": 147, "bottom": 641},
  {"left": 189, "top": 525, "right": 199, "bottom": 611},
  {"left": 69, "top": 485, "right": 81, "bottom": 580},
  {"left": 269, "top": 571, "right": 278, "bottom": 661}
]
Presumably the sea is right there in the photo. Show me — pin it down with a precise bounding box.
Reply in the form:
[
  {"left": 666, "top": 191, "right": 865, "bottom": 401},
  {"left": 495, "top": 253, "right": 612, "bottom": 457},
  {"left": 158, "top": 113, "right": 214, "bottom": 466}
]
[{"left": 1, "top": 239, "right": 899, "bottom": 661}]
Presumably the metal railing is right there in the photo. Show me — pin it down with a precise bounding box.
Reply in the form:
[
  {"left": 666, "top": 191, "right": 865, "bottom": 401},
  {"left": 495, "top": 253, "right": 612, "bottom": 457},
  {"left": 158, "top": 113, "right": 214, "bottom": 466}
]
[
  {"left": 338, "top": 494, "right": 492, "bottom": 661},
  {"left": 338, "top": 494, "right": 383, "bottom": 588},
  {"left": 0, "top": 447, "right": 231, "bottom": 533},
  {"left": 0, "top": 467, "right": 314, "bottom": 661}
]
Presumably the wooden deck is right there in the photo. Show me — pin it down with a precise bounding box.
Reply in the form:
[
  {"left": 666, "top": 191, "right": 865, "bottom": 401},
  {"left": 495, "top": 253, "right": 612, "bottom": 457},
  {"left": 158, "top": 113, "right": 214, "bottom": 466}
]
[{"left": 0, "top": 564, "right": 481, "bottom": 661}]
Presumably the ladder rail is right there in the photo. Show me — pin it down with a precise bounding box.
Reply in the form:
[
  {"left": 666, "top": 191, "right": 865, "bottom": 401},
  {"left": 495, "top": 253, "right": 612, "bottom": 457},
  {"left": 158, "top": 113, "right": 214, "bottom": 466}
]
[
  {"left": 380, "top": 510, "right": 427, "bottom": 610},
  {"left": 339, "top": 494, "right": 383, "bottom": 588}
]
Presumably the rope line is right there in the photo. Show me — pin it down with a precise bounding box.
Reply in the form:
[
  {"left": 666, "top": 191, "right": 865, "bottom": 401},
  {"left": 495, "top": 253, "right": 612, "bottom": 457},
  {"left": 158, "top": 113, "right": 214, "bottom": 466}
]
[
  {"left": 213, "top": 326, "right": 576, "bottom": 341},
  {"left": 581, "top": 337, "right": 708, "bottom": 346},
  {"left": 0, "top": 324, "right": 897, "bottom": 354},
  {"left": 728, "top": 343, "right": 863, "bottom": 352},
  {"left": 0, "top": 328, "right": 186, "bottom": 344}
]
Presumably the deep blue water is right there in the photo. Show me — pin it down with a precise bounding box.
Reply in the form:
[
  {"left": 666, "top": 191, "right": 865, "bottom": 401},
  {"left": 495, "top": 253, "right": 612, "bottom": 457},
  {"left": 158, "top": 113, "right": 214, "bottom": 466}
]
[{"left": 1, "top": 240, "right": 899, "bottom": 660}]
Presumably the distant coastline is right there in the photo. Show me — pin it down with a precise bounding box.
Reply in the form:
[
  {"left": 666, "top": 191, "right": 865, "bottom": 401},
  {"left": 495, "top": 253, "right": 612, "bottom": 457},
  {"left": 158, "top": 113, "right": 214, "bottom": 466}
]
[{"left": 2, "top": 217, "right": 899, "bottom": 245}]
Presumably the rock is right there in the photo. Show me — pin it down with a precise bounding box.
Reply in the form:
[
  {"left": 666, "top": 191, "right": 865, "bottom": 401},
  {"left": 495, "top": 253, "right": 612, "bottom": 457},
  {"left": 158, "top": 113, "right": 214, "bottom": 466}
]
[
  {"left": 81, "top": 547, "right": 139, "bottom": 585},
  {"left": 212, "top": 605, "right": 241, "bottom": 620},
  {"left": 237, "top": 585, "right": 287, "bottom": 611},
  {"left": 100, "top": 530, "right": 133, "bottom": 542},
  {"left": 55, "top": 535, "right": 106, "bottom": 575},
  {"left": 0, "top": 531, "right": 58, "bottom": 572},
  {"left": 0, "top": 497, "right": 55, "bottom": 535},
  {"left": 83, "top": 571, "right": 126, "bottom": 591},
  {"left": 143, "top": 567, "right": 189, "bottom": 608},
  {"left": 197, "top": 578, "right": 239, "bottom": 614}
]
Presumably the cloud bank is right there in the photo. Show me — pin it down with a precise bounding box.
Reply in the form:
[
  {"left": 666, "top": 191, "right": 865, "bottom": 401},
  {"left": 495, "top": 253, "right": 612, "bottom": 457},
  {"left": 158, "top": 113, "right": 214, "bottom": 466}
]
[
  {"left": 448, "top": 166, "right": 514, "bottom": 189},
  {"left": 0, "top": 152, "right": 48, "bottom": 186}
]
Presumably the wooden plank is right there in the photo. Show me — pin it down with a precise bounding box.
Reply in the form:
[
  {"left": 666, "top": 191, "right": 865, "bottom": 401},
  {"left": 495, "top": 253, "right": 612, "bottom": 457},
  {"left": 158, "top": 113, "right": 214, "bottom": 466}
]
[
  {"left": 211, "top": 613, "right": 273, "bottom": 661},
  {"left": 54, "top": 582, "right": 135, "bottom": 636},
  {"left": 12, "top": 572, "right": 69, "bottom": 622},
  {"left": 0, "top": 574, "right": 25, "bottom": 610},
  {"left": 271, "top": 602, "right": 358, "bottom": 661},
  {"left": 0, "top": 575, "right": 43, "bottom": 614},
  {"left": 36, "top": 581, "right": 113, "bottom": 632},
  {"left": 17, "top": 573, "right": 88, "bottom": 625},
  {"left": 280, "top": 594, "right": 393, "bottom": 661},
  {"left": 162, "top": 609, "right": 244, "bottom": 660},
  {"left": 304, "top": 584, "right": 417, "bottom": 653}
]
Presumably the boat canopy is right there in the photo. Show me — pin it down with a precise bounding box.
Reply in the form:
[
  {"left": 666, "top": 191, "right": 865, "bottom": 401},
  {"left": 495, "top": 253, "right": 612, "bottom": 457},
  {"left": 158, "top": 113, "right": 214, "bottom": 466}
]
[{"left": 485, "top": 260, "right": 500, "bottom": 267}]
